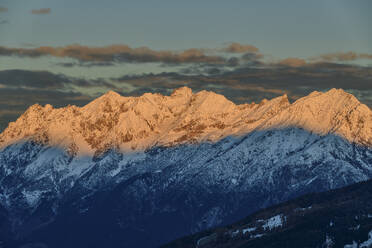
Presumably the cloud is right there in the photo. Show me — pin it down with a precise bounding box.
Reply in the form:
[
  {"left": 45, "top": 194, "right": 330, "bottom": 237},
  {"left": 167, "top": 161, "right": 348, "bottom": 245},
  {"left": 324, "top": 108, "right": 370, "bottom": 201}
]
[
  {"left": 55, "top": 61, "right": 116, "bottom": 67},
  {"left": 31, "top": 8, "right": 51, "bottom": 15},
  {"left": 278, "top": 57, "right": 307, "bottom": 67},
  {"left": 0, "top": 7, "right": 8, "bottom": 13},
  {"left": 0, "top": 70, "right": 78, "bottom": 90},
  {"left": 0, "top": 69, "right": 120, "bottom": 92},
  {"left": 0, "top": 44, "right": 229, "bottom": 65},
  {"left": 314, "top": 51, "right": 372, "bottom": 62},
  {"left": 222, "top": 42, "right": 259, "bottom": 53},
  {"left": 0, "top": 19, "right": 8, "bottom": 25}
]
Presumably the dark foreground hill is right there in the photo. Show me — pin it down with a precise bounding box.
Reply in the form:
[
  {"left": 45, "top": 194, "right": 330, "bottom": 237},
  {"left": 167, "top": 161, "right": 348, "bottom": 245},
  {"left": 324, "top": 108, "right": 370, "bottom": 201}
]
[{"left": 163, "top": 179, "right": 372, "bottom": 248}]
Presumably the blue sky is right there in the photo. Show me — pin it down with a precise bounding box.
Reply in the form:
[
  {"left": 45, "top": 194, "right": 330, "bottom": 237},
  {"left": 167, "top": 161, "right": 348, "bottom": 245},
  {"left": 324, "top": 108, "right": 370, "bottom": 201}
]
[{"left": 0, "top": 0, "right": 371, "bottom": 130}]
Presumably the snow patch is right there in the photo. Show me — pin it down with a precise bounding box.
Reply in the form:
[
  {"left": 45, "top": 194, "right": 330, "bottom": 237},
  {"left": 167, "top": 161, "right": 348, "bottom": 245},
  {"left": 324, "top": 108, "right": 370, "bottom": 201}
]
[
  {"left": 295, "top": 206, "right": 312, "bottom": 212},
  {"left": 262, "top": 214, "right": 285, "bottom": 230},
  {"left": 242, "top": 227, "right": 256, "bottom": 235},
  {"left": 231, "top": 230, "right": 240, "bottom": 237},
  {"left": 324, "top": 234, "right": 334, "bottom": 247},
  {"left": 360, "top": 230, "right": 372, "bottom": 248},
  {"left": 109, "top": 166, "right": 121, "bottom": 177},
  {"left": 349, "top": 225, "right": 360, "bottom": 231},
  {"left": 251, "top": 233, "right": 264, "bottom": 239},
  {"left": 344, "top": 241, "right": 358, "bottom": 248},
  {"left": 22, "top": 190, "right": 43, "bottom": 207}
]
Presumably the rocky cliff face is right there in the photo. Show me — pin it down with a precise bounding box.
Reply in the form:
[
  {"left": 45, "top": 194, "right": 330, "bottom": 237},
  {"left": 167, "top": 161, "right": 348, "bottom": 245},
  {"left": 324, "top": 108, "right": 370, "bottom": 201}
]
[{"left": 0, "top": 88, "right": 371, "bottom": 248}]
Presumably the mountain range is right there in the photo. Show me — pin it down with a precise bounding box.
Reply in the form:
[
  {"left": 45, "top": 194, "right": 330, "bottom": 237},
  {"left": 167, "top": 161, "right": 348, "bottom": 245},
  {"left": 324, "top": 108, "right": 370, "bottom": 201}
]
[{"left": 0, "top": 87, "right": 371, "bottom": 247}]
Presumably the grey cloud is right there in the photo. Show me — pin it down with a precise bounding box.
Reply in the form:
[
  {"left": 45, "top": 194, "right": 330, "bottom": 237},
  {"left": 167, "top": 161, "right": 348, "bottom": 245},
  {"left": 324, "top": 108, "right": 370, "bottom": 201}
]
[
  {"left": 0, "top": 70, "right": 72, "bottom": 89},
  {"left": 278, "top": 57, "right": 307, "bottom": 67},
  {"left": 31, "top": 8, "right": 51, "bottom": 15},
  {"left": 0, "top": 45, "right": 227, "bottom": 65},
  {"left": 0, "top": 69, "right": 121, "bottom": 92},
  {"left": 313, "top": 51, "right": 372, "bottom": 62},
  {"left": 222, "top": 43, "right": 259, "bottom": 53},
  {"left": 55, "top": 61, "right": 116, "bottom": 68}
]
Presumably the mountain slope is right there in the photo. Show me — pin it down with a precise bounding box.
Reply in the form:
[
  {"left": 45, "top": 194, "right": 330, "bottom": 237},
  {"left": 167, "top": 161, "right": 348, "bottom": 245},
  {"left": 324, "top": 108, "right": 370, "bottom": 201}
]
[
  {"left": 162, "top": 179, "right": 372, "bottom": 248},
  {"left": 0, "top": 88, "right": 371, "bottom": 247}
]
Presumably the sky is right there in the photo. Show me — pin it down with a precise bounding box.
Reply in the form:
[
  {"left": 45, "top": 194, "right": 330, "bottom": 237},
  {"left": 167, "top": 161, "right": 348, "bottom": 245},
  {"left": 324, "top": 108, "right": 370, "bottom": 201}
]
[{"left": 0, "top": 0, "right": 371, "bottom": 130}]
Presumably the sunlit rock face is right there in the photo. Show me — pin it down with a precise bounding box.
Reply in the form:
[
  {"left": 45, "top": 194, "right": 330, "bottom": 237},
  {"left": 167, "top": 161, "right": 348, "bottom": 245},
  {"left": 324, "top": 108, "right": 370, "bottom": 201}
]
[
  {"left": 1, "top": 87, "right": 370, "bottom": 154},
  {"left": 0, "top": 88, "right": 371, "bottom": 248}
]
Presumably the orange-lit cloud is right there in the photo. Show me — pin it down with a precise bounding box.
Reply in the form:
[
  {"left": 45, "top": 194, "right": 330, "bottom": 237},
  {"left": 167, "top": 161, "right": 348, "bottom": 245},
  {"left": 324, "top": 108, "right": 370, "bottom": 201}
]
[
  {"left": 278, "top": 58, "right": 307, "bottom": 67},
  {"left": 31, "top": 8, "right": 51, "bottom": 15},
  {"left": 315, "top": 51, "right": 372, "bottom": 62},
  {"left": 0, "top": 7, "right": 8, "bottom": 13},
  {"left": 222, "top": 42, "right": 259, "bottom": 53}
]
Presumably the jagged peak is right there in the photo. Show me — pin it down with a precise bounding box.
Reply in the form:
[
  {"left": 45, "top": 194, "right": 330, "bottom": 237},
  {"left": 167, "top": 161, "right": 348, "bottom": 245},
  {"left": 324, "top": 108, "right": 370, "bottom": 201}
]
[
  {"left": 274, "top": 94, "right": 290, "bottom": 105},
  {"left": 326, "top": 88, "right": 346, "bottom": 94},
  {"left": 171, "top": 86, "right": 193, "bottom": 97},
  {"left": 323, "top": 88, "right": 361, "bottom": 104},
  {"left": 324, "top": 88, "right": 350, "bottom": 97},
  {"left": 82, "top": 90, "right": 127, "bottom": 113},
  {"left": 27, "top": 103, "right": 43, "bottom": 111},
  {"left": 101, "top": 90, "right": 122, "bottom": 98},
  {"left": 90, "top": 90, "right": 124, "bottom": 104},
  {"left": 292, "top": 88, "right": 361, "bottom": 108},
  {"left": 44, "top": 104, "right": 54, "bottom": 111},
  {"left": 21, "top": 103, "right": 48, "bottom": 118}
]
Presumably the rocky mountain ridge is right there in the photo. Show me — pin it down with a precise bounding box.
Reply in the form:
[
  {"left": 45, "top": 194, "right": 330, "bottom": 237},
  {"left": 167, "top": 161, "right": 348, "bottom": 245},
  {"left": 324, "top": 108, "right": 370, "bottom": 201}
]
[{"left": 1, "top": 87, "right": 371, "bottom": 156}]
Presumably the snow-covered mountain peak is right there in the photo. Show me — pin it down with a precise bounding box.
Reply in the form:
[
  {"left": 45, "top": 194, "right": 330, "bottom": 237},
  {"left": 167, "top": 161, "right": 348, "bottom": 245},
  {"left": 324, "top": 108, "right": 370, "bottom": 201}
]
[
  {"left": 171, "top": 86, "right": 193, "bottom": 98},
  {"left": 261, "top": 88, "right": 372, "bottom": 145},
  {"left": 0, "top": 88, "right": 371, "bottom": 154},
  {"left": 325, "top": 87, "right": 353, "bottom": 97},
  {"left": 102, "top": 90, "right": 122, "bottom": 98}
]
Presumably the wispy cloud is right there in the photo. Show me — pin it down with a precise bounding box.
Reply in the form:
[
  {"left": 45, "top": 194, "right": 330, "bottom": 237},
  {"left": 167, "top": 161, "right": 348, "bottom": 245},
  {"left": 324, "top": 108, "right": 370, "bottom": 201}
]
[
  {"left": 0, "top": 44, "right": 229, "bottom": 65},
  {"left": 313, "top": 51, "right": 372, "bottom": 62},
  {"left": 0, "top": 69, "right": 119, "bottom": 91},
  {"left": 278, "top": 57, "right": 307, "bottom": 67},
  {"left": 222, "top": 42, "right": 259, "bottom": 53},
  {"left": 0, "top": 7, "right": 8, "bottom": 13},
  {"left": 31, "top": 8, "right": 51, "bottom": 15}
]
